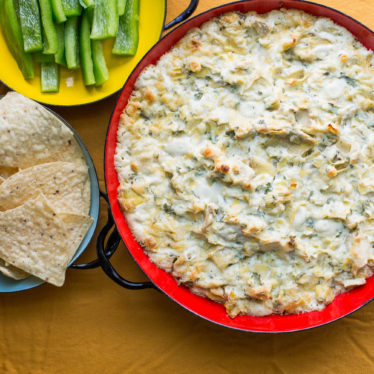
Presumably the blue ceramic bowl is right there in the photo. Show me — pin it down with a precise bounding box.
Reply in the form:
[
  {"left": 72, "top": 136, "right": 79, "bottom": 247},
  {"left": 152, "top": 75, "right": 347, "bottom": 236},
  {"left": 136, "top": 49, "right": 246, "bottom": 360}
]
[{"left": 0, "top": 106, "right": 100, "bottom": 292}]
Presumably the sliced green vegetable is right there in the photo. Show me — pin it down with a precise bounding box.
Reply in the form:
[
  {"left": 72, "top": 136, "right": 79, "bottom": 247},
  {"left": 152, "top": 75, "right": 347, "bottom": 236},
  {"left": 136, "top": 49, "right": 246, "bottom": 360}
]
[
  {"left": 51, "top": 0, "right": 67, "bottom": 23},
  {"left": 85, "top": 7, "right": 107, "bottom": 86},
  {"left": 34, "top": 51, "right": 55, "bottom": 62},
  {"left": 0, "top": 0, "right": 34, "bottom": 78},
  {"left": 55, "top": 22, "right": 65, "bottom": 65},
  {"left": 112, "top": 0, "right": 139, "bottom": 56},
  {"left": 90, "top": 0, "right": 118, "bottom": 40},
  {"left": 18, "top": 0, "right": 43, "bottom": 52},
  {"left": 41, "top": 61, "right": 59, "bottom": 92},
  {"left": 39, "top": 0, "right": 58, "bottom": 54},
  {"left": 79, "top": 0, "right": 94, "bottom": 8},
  {"left": 80, "top": 10, "right": 95, "bottom": 86},
  {"left": 117, "top": 0, "right": 127, "bottom": 16},
  {"left": 91, "top": 40, "right": 108, "bottom": 85},
  {"left": 61, "top": 0, "right": 82, "bottom": 16},
  {"left": 64, "top": 16, "right": 79, "bottom": 69}
]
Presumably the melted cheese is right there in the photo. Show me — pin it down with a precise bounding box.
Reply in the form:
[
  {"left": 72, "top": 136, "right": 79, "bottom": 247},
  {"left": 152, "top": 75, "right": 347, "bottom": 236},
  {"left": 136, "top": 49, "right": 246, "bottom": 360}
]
[{"left": 115, "top": 9, "right": 374, "bottom": 317}]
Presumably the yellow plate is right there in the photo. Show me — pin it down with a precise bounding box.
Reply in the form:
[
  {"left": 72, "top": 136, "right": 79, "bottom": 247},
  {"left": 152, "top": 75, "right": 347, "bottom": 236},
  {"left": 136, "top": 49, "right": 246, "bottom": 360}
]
[{"left": 0, "top": 0, "right": 165, "bottom": 106}]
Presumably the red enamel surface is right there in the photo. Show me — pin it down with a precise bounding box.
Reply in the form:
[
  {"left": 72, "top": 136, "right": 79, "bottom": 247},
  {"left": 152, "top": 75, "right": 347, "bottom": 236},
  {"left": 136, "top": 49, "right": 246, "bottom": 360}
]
[{"left": 105, "top": 0, "right": 374, "bottom": 332}]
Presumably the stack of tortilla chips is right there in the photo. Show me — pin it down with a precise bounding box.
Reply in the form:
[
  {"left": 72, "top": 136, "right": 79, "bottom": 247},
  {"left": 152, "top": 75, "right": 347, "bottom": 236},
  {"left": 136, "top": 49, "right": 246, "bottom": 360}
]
[{"left": 0, "top": 92, "right": 93, "bottom": 286}]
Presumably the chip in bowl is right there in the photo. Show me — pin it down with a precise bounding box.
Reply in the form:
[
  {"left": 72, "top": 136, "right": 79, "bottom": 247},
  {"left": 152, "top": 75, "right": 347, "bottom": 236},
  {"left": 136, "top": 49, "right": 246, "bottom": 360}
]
[
  {"left": 0, "top": 92, "right": 93, "bottom": 286},
  {"left": 0, "top": 161, "right": 90, "bottom": 214}
]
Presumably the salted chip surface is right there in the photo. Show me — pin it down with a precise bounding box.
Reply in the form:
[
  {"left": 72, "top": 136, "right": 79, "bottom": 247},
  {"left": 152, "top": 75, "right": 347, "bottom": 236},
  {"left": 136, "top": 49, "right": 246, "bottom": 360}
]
[
  {"left": 58, "top": 213, "right": 94, "bottom": 259},
  {"left": 0, "top": 161, "right": 90, "bottom": 215},
  {"left": 0, "top": 213, "right": 93, "bottom": 282},
  {"left": 0, "top": 92, "right": 85, "bottom": 168},
  {"left": 0, "top": 194, "right": 72, "bottom": 286},
  {"left": 0, "top": 259, "right": 29, "bottom": 280}
]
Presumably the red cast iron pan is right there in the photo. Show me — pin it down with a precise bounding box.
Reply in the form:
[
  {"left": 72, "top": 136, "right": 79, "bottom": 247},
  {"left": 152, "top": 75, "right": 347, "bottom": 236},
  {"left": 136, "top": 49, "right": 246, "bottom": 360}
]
[{"left": 93, "top": 0, "right": 374, "bottom": 333}]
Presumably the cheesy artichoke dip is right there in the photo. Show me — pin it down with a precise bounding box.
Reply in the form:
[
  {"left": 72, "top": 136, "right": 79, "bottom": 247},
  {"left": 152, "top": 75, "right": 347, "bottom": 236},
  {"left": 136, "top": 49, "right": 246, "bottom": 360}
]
[{"left": 115, "top": 9, "right": 374, "bottom": 317}]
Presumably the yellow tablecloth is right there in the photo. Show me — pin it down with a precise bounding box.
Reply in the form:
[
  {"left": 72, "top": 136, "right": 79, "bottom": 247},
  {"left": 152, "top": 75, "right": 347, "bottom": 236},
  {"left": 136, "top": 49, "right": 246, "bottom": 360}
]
[{"left": 2, "top": 1, "right": 374, "bottom": 373}]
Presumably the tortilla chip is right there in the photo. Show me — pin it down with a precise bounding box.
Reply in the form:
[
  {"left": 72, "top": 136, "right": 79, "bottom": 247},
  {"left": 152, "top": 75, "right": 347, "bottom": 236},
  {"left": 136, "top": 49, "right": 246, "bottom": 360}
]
[
  {"left": 0, "top": 166, "right": 18, "bottom": 179},
  {"left": 0, "top": 259, "right": 29, "bottom": 280},
  {"left": 0, "top": 194, "right": 72, "bottom": 286},
  {"left": 0, "top": 161, "right": 90, "bottom": 215},
  {"left": 58, "top": 213, "right": 94, "bottom": 260},
  {"left": 82, "top": 178, "right": 91, "bottom": 216},
  {"left": 0, "top": 92, "right": 85, "bottom": 168},
  {"left": 0, "top": 213, "right": 92, "bottom": 281}
]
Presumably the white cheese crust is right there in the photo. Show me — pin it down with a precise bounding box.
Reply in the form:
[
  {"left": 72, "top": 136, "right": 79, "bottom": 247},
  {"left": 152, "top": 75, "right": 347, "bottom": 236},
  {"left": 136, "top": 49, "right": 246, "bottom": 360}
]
[{"left": 115, "top": 9, "right": 374, "bottom": 317}]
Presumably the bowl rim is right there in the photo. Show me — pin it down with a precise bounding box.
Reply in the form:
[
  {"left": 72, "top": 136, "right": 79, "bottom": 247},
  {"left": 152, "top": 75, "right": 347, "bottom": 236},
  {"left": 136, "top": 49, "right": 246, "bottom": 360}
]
[{"left": 104, "top": 0, "right": 374, "bottom": 332}]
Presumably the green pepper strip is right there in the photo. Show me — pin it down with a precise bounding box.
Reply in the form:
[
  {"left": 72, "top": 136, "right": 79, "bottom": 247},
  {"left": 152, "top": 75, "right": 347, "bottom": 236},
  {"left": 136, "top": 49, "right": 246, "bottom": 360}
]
[
  {"left": 55, "top": 22, "right": 65, "bottom": 65},
  {"left": 65, "top": 16, "right": 79, "bottom": 69},
  {"left": 117, "top": 0, "right": 127, "bottom": 16},
  {"left": 90, "top": 0, "right": 118, "bottom": 40},
  {"left": 18, "top": 0, "right": 43, "bottom": 52},
  {"left": 34, "top": 51, "right": 55, "bottom": 62},
  {"left": 80, "top": 10, "right": 95, "bottom": 86},
  {"left": 62, "top": 0, "right": 82, "bottom": 17},
  {"left": 79, "top": 0, "right": 94, "bottom": 8},
  {"left": 41, "top": 61, "right": 59, "bottom": 92},
  {"left": 51, "top": 0, "right": 67, "bottom": 23},
  {"left": 86, "top": 8, "right": 108, "bottom": 86},
  {"left": 91, "top": 40, "right": 108, "bottom": 86},
  {"left": 0, "top": 0, "right": 34, "bottom": 79},
  {"left": 112, "top": 0, "right": 139, "bottom": 56},
  {"left": 39, "top": 0, "right": 58, "bottom": 54}
]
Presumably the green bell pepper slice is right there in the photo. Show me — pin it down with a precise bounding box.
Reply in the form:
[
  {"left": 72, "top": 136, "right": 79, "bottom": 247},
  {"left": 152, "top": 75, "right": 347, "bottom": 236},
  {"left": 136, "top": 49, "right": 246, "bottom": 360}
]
[
  {"left": 112, "top": 0, "right": 139, "bottom": 56},
  {"left": 117, "top": 0, "right": 127, "bottom": 16},
  {"left": 91, "top": 40, "right": 108, "bottom": 86},
  {"left": 41, "top": 61, "right": 59, "bottom": 92},
  {"left": 62, "top": 0, "right": 82, "bottom": 16},
  {"left": 0, "top": 0, "right": 34, "bottom": 79},
  {"left": 80, "top": 10, "right": 95, "bottom": 86},
  {"left": 55, "top": 22, "right": 65, "bottom": 65},
  {"left": 39, "top": 0, "right": 58, "bottom": 54},
  {"left": 34, "top": 51, "right": 55, "bottom": 62},
  {"left": 65, "top": 15, "right": 79, "bottom": 69},
  {"left": 86, "top": 7, "right": 108, "bottom": 86},
  {"left": 79, "top": 0, "right": 94, "bottom": 8},
  {"left": 90, "top": 0, "right": 118, "bottom": 40},
  {"left": 18, "top": 0, "right": 43, "bottom": 52},
  {"left": 51, "top": 0, "right": 67, "bottom": 23}
]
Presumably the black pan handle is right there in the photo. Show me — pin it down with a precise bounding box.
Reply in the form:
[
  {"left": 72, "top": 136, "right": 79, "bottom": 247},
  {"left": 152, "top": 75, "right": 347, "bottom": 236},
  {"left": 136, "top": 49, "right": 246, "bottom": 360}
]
[
  {"left": 163, "top": 0, "right": 199, "bottom": 31},
  {"left": 71, "top": 191, "right": 155, "bottom": 291},
  {"left": 70, "top": 191, "right": 116, "bottom": 269}
]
